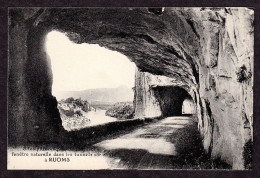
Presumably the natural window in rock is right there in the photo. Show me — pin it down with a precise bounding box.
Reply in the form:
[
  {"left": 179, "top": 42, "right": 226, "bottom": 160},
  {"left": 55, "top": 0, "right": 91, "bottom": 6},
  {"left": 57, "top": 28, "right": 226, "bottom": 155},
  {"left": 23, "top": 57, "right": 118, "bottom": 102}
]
[{"left": 46, "top": 31, "right": 136, "bottom": 131}]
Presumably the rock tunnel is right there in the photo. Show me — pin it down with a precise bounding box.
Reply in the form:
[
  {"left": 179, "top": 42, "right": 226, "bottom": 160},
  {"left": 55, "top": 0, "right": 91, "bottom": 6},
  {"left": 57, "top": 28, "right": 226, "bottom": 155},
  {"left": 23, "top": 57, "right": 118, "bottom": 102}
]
[
  {"left": 153, "top": 86, "right": 193, "bottom": 117},
  {"left": 8, "top": 8, "right": 253, "bottom": 169}
]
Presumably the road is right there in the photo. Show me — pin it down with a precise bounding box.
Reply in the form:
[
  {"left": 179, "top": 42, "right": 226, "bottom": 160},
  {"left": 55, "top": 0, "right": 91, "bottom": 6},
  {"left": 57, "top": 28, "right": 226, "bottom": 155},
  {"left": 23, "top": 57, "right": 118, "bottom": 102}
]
[{"left": 93, "top": 116, "right": 201, "bottom": 169}]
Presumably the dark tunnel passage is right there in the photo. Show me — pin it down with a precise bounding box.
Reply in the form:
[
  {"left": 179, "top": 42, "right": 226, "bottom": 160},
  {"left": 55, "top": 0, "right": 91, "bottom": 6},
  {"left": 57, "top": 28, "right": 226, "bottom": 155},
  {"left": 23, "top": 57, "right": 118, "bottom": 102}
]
[{"left": 153, "top": 86, "right": 194, "bottom": 117}]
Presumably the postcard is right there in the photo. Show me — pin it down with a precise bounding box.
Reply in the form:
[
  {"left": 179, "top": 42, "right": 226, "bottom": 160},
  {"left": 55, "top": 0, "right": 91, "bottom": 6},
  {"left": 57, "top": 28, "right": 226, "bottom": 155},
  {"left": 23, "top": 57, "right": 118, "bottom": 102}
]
[{"left": 7, "top": 7, "right": 253, "bottom": 170}]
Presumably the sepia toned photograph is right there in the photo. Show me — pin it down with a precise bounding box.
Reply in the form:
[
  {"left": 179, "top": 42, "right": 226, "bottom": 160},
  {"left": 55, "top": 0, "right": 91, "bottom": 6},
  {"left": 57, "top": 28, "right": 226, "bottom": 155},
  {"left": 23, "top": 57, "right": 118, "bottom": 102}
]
[{"left": 8, "top": 7, "right": 253, "bottom": 170}]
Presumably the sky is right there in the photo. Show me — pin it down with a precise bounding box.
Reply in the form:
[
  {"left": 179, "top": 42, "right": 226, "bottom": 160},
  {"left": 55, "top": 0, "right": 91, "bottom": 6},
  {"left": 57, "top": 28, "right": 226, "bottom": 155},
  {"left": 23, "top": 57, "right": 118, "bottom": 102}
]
[{"left": 45, "top": 31, "right": 136, "bottom": 95}]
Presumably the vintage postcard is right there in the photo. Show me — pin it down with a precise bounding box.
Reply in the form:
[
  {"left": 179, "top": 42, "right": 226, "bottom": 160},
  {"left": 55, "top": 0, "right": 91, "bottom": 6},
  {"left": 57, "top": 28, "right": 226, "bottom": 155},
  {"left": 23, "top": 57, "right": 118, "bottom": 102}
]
[{"left": 7, "top": 7, "right": 253, "bottom": 170}]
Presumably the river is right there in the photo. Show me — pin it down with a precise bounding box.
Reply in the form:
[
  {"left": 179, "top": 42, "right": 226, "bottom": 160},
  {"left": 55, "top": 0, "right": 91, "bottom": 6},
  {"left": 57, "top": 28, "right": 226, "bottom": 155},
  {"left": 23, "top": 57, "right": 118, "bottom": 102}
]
[
  {"left": 83, "top": 109, "right": 118, "bottom": 126},
  {"left": 61, "top": 109, "right": 119, "bottom": 131}
]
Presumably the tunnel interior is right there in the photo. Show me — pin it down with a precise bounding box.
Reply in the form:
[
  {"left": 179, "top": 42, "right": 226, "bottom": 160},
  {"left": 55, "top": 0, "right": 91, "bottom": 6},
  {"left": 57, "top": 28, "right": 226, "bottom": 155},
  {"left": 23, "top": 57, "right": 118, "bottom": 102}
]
[{"left": 153, "top": 86, "right": 193, "bottom": 117}]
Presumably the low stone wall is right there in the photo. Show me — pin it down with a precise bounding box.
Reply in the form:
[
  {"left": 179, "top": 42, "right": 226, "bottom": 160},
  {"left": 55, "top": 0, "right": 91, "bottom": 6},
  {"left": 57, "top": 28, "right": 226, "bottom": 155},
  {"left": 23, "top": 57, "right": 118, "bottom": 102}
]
[{"left": 60, "top": 118, "right": 159, "bottom": 149}]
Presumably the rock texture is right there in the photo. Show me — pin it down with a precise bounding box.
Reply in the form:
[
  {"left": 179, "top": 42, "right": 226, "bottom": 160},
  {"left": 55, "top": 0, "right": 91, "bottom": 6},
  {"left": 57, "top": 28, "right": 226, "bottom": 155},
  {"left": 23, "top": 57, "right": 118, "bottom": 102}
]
[
  {"left": 57, "top": 99, "right": 92, "bottom": 131},
  {"left": 8, "top": 7, "right": 253, "bottom": 169},
  {"left": 189, "top": 8, "right": 254, "bottom": 169}
]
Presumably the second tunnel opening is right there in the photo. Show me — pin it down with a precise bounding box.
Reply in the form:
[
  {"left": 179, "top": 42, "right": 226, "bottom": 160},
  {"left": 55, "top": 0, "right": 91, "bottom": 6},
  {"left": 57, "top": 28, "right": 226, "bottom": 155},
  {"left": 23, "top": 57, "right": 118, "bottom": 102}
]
[{"left": 153, "top": 86, "right": 195, "bottom": 117}]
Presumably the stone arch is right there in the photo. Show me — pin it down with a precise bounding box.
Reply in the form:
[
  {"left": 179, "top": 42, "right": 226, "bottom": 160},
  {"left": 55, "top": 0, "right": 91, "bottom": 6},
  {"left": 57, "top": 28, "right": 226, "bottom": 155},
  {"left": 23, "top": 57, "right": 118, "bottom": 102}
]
[
  {"left": 153, "top": 86, "right": 193, "bottom": 117},
  {"left": 9, "top": 8, "right": 201, "bottom": 144}
]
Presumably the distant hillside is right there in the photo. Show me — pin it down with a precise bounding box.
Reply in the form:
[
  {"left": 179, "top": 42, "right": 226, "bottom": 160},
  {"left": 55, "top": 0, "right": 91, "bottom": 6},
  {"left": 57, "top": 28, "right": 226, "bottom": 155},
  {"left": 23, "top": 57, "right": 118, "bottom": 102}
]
[{"left": 54, "top": 85, "right": 134, "bottom": 104}]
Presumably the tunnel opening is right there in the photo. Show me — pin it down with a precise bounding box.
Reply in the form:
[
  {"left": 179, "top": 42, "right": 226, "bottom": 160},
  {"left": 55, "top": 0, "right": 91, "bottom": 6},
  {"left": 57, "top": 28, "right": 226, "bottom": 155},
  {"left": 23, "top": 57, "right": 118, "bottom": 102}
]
[
  {"left": 45, "top": 31, "right": 137, "bottom": 131},
  {"left": 182, "top": 96, "right": 196, "bottom": 116},
  {"left": 153, "top": 86, "right": 195, "bottom": 117}
]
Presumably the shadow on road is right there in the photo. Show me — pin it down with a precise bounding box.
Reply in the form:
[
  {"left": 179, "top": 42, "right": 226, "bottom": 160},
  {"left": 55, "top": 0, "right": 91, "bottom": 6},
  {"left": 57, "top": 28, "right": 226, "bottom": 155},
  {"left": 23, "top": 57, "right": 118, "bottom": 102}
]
[{"left": 100, "top": 118, "right": 232, "bottom": 169}]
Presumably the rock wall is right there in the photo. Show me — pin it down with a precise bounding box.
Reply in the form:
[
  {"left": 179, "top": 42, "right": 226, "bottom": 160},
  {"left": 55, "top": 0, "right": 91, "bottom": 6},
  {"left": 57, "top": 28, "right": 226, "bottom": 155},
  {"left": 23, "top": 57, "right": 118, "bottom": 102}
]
[
  {"left": 129, "top": 8, "right": 253, "bottom": 169},
  {"left": 8, "top": 9, "right": 64, "bottom": 145},
  {"left": 8, "top": 11, "right": 28, "bottom": 145},
  {"left": 190, "top": 8, "right": 253, "bottom": 169},
  {"left": 134, "top": 69, "right": 162, "bottom": 119},
  {"left": 8, "top": 8, "right": 253, "bottom": 169}
]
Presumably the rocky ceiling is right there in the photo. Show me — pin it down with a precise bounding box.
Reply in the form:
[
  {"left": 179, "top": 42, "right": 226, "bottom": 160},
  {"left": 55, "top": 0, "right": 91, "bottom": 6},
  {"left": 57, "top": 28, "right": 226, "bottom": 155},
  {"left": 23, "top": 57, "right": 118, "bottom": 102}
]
[{"left": 21, "top": 8, "right": 204, "bottom": 89}]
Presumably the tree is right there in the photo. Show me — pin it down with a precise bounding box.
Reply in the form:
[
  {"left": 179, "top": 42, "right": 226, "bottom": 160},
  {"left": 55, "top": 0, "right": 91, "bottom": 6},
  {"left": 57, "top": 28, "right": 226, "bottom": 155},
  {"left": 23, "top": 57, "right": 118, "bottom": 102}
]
[{"left": 65, "top": 97, "right": 74, "bottom": 103}]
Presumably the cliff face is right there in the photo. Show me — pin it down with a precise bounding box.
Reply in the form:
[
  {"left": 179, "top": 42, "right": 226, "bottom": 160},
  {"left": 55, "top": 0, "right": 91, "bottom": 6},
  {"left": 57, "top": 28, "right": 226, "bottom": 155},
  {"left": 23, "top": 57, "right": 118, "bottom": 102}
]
[
  {"left": 8, "top": 10, "right": 63, "bottom": 144},
  {"left": 132, "top": 8, "right": 253, "bottom": 169},
  {"left": 8, "top": 8, "right": 253, "bottom": 169},
  {"left": 193, "top": 8, "right": 253, "bottom": 169}
]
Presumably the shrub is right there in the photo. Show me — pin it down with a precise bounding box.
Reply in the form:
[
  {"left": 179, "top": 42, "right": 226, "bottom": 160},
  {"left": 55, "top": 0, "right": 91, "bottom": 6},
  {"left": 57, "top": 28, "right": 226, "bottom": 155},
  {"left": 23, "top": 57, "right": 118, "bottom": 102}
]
[
  {"left": 74, "top": 98, "right": 83, "bottom": 106},
  {"left": 236, "top": 65, "right": 252, "bottom": 82},
  {"left": 75, "top": 110, "right": 83, "bottom": 116},
  {"left": 64, "top": 108, "right": 75, "bottom": 117},
  {"left": 105, "top": 102, "right": 134, "bottom": 119},
  {"left": 65, "top": 97, "right": 75, "bottom": 103}
]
